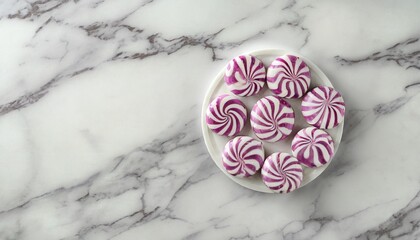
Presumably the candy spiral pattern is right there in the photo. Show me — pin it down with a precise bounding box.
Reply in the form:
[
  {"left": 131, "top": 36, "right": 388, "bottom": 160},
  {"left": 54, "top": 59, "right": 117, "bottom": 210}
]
[
  {"left": 224, "top": 54, "right": 266, "bottom": 97},
  {"left": 262, "top": 152, "right": 303, "bottom": 193},
  {"left": 250, "top": 96, "right": 295, "bottom": 142},
  {"left": 222, "top": 136, "right": 264, "bottom": 177},
  {"left": 301, "top": 86, "right": 345, "bottom": 129},
  {"left": 206, "top": 94, "right": 247, "bottom": 137},
  {"left": 291, "top": 127, "right": 335, "bottom": 168},
  {"left": 267, "top": 55, "right": 311, "bottom": 98}
]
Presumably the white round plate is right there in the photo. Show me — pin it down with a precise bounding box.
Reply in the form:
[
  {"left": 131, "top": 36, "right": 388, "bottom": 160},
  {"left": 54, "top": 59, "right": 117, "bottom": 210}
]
[{"left": 201, "top": 49, "right": 344, "bottom": 193}]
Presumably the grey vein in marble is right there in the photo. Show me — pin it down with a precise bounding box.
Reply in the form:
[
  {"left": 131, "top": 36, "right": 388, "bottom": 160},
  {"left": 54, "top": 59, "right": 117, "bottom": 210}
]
[{"left": 336, "top": 37, "right": 420, "bottom": 70}]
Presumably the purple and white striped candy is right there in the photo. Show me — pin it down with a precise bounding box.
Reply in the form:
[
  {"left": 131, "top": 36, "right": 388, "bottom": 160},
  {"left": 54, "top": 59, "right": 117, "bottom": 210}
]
[
  {"left": 301, "top": 86, "right": 345, "bottom": 129},
  {"left": 291, "top": 127, "right": 335, "bottom": 168},
  {"left": 250, "top": 96, "right": 295, "bottom": 142},
  {"left": 224, "top": 54, "right": 266, "bottom": 97},
  {"left": 267, "top": 55, "right": 311, "bottom": 99},
  {"left": 206, "top": 94, "right": 247, "bottom": 137},
  {"left": 222, "top": 136, "right": 264, "bottom": 177},
  {"left": 262, "top": 152, "right": 303, "bottom": 193}
]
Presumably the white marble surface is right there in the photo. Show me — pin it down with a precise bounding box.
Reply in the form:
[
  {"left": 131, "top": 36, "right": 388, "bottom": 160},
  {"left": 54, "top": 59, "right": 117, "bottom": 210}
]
[{"left": 0, "top": 0, "right": 420, "bottom": 239}]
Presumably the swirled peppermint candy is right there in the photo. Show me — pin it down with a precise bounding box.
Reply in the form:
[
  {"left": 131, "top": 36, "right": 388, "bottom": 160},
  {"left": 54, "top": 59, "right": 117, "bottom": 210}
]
[
  {"left": 206, "top": 94, "right": 247, "bottom": 137},
  {"left": 262, "top": 152, "right": 303, "bottom": 193},
  {"left": 250, "top": 96, "right": 295, "bottom": 142},
  {"left": 267, "top": 55, "right": 311, "bottom": 98},
  {"left": 224, "top": 54, "right": 266, "bottom": 97},
  {"left": 301, "top": 86, "right": 345, "bottom": 129},
  {"left": 291, "top": 127, "right": 335, "bottom": 168},
  {"left": 222, "top": 136, "right": 264, "bottom": 177}
]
